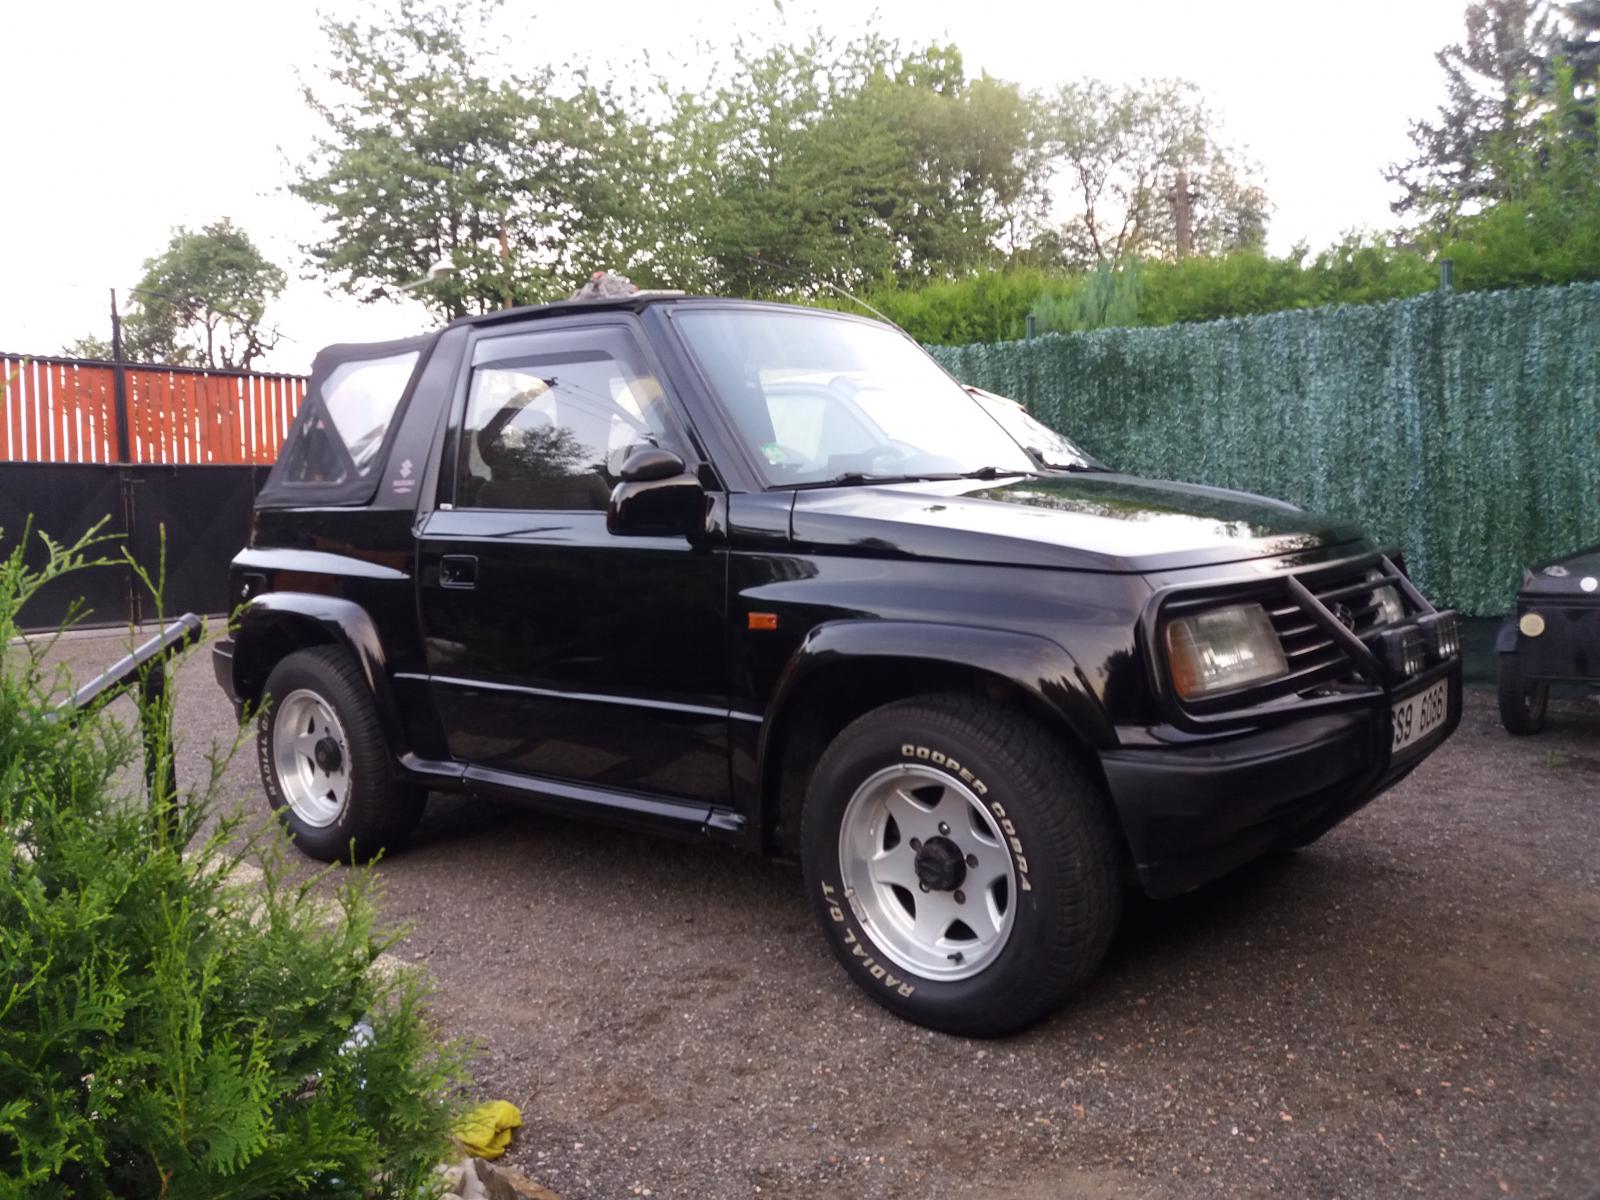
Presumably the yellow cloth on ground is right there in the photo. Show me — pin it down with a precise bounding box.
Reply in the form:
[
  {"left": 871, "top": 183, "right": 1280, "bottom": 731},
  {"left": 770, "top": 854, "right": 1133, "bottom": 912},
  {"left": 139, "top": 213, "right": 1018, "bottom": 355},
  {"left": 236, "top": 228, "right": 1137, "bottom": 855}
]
[{"left": 455, "top": 1100, "right": 522, "bottom": 1159}]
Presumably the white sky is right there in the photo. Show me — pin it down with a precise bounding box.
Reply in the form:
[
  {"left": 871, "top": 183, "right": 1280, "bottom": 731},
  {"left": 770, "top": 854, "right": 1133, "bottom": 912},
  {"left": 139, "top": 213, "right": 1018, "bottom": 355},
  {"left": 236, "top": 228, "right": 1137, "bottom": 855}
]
[{"left": 0, "top": 0, "right": 1467, "bottom": 373}]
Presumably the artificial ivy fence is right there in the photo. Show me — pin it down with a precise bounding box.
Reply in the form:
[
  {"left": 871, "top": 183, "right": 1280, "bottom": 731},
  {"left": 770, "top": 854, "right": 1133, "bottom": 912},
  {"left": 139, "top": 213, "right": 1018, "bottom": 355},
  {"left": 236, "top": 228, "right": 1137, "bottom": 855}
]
[{"left": 929, "top": 282, "right": 1600, "bottom": 615}]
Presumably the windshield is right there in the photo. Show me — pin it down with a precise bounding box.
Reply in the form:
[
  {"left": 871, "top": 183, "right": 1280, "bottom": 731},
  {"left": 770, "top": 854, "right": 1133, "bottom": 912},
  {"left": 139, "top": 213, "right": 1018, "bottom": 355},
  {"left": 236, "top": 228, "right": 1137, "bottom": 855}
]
[
  {"left": 965, "top": 387, "right": 1101, "bottom": 471},
  {"left": 675, "top": 308, "right": 1035, "bottom": 486}
]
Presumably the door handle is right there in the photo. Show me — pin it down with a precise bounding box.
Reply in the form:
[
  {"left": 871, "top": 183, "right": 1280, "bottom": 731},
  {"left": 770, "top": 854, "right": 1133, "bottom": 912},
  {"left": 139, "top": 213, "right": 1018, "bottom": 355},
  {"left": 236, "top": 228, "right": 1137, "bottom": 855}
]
[{"left": 440, "top": 554, "right": 478, "bottom": 589}]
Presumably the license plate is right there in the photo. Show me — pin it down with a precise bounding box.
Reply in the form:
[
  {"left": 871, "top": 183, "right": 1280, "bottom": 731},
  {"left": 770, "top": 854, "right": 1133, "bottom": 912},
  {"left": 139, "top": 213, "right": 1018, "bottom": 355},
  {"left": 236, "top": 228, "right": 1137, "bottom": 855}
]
[{"left": 1391, "top": 679, "right": 1450, "bottom": 754}]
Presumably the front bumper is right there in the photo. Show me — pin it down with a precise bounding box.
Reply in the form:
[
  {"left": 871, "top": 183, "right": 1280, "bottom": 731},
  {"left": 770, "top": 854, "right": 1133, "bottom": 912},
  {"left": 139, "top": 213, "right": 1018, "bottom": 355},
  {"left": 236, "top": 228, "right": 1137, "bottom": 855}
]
[{"left": 1102, "top": 659, "right": 1461, "bottom": 898}]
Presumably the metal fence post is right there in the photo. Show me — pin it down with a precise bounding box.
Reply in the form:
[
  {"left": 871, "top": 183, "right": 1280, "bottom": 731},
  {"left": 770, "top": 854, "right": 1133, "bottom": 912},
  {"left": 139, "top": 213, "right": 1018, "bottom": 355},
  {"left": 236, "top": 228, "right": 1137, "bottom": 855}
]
[
  {"left": 109, "top": 289, "right": 131, "bottom": 463},
  {"left": 1438, "top": 259, "right": 1454, "bottom": 294}
]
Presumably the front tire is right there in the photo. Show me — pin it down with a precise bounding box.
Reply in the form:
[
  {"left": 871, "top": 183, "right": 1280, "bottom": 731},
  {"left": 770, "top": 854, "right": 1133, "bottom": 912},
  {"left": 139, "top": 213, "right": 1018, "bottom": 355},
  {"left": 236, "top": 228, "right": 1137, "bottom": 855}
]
[
  {"left": 801, "top": 694, "right": 1122, "bottom": 1037},
  {"left": 258, "top": 647, "right": 424, "bottom": 862},
  {"left": 1497, "top": 652, "right": 1548, "bottom": 735}
]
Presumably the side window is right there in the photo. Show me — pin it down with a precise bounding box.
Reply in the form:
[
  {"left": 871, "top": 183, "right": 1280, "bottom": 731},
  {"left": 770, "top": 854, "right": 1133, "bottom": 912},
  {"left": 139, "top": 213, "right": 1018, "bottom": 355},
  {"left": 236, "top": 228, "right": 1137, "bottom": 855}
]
[
  {"left": 279, "top": 351, "right": 420, "bottom": 485},
  {"left": 457, "top": 328, "right": 679, "bottom": 511}
]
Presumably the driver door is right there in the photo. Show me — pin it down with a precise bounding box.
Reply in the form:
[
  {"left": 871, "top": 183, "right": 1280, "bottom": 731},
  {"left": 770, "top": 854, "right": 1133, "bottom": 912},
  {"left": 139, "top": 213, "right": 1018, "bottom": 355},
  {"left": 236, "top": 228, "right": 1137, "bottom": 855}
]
[{"left": 416, "top": 319, "right": 730, "bottom": 806}]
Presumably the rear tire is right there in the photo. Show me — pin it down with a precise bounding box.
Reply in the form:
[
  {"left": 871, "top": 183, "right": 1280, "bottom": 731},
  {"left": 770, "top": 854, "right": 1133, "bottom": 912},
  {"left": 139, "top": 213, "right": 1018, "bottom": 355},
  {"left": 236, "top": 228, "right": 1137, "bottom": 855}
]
[
  {"left": 1497, "top": 652, "right": 1548, "bottom": 736},
  {"left": 258, "top": 646, "right": 424, "bottom": 862},
  {"left": 800, "top": 694, "right": 1122, "bottom": 1037}
]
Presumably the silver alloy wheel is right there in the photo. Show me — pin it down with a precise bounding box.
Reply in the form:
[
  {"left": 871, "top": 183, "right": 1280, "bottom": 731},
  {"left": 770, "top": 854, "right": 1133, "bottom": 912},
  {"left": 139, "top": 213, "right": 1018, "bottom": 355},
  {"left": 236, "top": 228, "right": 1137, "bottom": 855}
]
[
  {"left": 271, "top": 688, "right": 351, "bottom": 829},
  {"left": 837, "top": 763, "right": 1018, "bottom": 982}
]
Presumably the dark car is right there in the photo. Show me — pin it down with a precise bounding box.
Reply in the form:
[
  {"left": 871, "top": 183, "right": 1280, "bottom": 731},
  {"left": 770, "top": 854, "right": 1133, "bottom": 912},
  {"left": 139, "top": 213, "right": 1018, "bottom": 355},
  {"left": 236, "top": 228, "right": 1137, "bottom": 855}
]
[
  {"left": 1496, "top": 545, "right": 1600, "bottom": 733},
  {"left": 214, "top": 295, "right": 1462, "bottom": 1036}
]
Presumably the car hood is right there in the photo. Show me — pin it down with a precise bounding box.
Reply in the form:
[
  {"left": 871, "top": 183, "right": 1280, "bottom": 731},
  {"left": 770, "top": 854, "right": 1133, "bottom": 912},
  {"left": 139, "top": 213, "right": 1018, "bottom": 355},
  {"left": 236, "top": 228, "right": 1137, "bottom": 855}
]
[
  {"left": 1521, "top": 543, "right": 1600, "bottom": 598},
  {"left": 788, "top": 473, "right": 1371, "bottom": 572}
]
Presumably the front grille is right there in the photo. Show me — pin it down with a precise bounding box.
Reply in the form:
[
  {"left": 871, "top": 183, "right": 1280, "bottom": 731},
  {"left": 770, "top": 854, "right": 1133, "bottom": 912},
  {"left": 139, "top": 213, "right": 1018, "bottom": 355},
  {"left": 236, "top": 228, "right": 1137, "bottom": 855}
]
[
  {"left": 1153, "top": 552, "right": 1440, "bottom": 727},
  {"left": 1265, "top": 562, "right": 1407, "bottom": 696}
]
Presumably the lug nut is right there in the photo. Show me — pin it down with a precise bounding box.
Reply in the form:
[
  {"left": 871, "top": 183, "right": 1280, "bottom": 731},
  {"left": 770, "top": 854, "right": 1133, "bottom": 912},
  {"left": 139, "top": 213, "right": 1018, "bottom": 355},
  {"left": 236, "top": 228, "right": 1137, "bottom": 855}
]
[
  {"left": 919, "top": 882, "right": 929, "bottom": 892},
  {"left": 909, "top": 837, "right": 922, "bottom": 852},
  {"left": 938, "top": 822, "right": 950, "bottom": 835},
  {"left": 966, "top": 853, "right": 978, "bottom": 868},
  {"left": 953, "top": 889, "right": 966, "bottom": 904}
]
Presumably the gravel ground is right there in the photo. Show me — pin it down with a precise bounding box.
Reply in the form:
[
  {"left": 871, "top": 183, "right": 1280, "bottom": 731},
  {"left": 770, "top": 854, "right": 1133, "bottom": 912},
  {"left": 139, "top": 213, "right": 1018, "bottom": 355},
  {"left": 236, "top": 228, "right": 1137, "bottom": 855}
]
[{"left": 35, "top": 628, "right": 1600, "bottom": 1200}]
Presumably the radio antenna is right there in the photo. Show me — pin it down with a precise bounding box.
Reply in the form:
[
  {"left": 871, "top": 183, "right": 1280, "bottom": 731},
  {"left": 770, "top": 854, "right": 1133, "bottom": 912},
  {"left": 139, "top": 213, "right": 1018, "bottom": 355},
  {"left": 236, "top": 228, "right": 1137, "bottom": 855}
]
[{"left": 743, "top": 254, "right": 901, "bottom": 329}]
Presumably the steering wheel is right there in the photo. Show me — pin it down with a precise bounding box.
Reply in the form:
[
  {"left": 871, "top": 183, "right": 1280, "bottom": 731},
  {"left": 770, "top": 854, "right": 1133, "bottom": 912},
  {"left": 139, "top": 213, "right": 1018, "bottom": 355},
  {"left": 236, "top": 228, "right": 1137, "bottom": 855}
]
[
  {"left": 760, "top": 442, "right": 814, "bottom": 470},
  {"left": 873, "top": 439, "right": 922, "bottom": 464}
]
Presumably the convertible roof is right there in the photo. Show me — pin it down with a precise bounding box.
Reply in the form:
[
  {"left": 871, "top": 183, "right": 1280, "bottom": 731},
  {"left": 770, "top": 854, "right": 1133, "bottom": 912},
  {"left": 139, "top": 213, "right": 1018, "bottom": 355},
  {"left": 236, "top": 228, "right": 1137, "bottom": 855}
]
[
  {"left": 256, "top": 331, "right": 441, "bottom": 508},
  {"left": 445, "top": 291, "right": 692, "bottom": 332}
]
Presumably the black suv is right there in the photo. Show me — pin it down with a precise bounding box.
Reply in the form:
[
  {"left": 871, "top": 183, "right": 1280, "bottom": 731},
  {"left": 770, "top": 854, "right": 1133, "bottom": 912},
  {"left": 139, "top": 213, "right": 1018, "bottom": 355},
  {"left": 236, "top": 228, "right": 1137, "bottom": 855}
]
[{"left": 215, "top": 295, "right": 1462, "bottom": 1036}]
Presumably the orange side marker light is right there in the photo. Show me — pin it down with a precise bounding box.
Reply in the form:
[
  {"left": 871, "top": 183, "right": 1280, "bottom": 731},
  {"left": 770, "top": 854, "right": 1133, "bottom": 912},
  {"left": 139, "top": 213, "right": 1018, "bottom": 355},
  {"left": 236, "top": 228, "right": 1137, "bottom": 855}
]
[{"left": 748, "top": 612, "right": 779, "bottom": 631}]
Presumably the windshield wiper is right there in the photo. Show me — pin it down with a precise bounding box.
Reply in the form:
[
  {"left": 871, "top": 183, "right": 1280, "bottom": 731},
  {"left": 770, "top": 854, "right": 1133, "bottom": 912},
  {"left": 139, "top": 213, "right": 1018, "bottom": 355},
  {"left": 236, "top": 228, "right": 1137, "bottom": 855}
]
[
  {"left": 955, "top": 465, "right": 1034, "bottom": 480},
  {"left": 791, "top": 472, "right": 937, "bottom": 490},
  {"left": 1022, "top": 447, "right": 1106, "bottom": 473}
]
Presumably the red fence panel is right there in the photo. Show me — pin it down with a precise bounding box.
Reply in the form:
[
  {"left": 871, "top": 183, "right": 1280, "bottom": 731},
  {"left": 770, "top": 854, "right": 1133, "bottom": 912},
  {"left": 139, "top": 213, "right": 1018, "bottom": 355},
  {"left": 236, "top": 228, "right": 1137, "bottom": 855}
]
[{"left": 0, "top": 353, "right": 306, "bottom": 465}]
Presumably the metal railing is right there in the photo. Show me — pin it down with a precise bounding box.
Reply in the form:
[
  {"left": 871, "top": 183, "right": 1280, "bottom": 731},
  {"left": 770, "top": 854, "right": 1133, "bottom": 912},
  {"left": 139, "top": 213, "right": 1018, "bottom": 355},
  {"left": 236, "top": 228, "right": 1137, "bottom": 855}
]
[{"left": 52, "top": 613, "right": 204, "bottom": 820}]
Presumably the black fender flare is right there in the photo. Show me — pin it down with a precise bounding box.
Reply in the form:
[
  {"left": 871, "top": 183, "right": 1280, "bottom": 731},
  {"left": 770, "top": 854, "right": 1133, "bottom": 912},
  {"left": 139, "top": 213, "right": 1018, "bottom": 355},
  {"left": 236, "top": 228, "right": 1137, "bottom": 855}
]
[
  {"left": 756, "top": 619, "right": 1117, "bottom": 794},
  {"left": 231, "top": 593, "right": 405, "bottom": 749},
  {"left": 1495, "top": 617, "right": 1519, "bottom": 654}
]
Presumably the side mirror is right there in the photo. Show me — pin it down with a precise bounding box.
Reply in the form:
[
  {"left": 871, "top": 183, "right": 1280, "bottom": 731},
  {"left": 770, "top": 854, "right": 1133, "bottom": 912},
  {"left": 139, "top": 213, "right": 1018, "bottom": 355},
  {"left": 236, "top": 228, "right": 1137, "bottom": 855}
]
[
  {"left": 607, "top": 447, "right": 707, "bottom": 537},
  {"left": 616, "top": 445, "right": 688, "bottom": 483}
]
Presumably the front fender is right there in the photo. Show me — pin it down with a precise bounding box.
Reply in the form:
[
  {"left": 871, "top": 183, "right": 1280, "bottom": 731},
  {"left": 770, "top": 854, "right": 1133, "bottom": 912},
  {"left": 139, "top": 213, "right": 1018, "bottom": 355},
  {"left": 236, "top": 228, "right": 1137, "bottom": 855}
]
[
  {"left": 1495, "top": 617, "right": 1519, "bottom": 654},
  {"left": 232, "top": 593, "right": 403, "bottom": 747},
  {"left": 758, "top": 619, "right": 1117, "bottom": 783}
]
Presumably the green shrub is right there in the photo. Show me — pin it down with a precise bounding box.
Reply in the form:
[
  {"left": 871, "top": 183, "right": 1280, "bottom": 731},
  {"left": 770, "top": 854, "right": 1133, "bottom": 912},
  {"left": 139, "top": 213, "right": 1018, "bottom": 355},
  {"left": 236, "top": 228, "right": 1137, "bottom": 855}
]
[
  {"left": 1031, "top": 260, "right": 1143, "bottom": 334},
  {"left": 0, "top": 529, "right": 466, "bottom": 1199},
  {"left": 796, "top": 201, "right": 1597, "bottom": 345},
  {"left": 810, "top": 267, "right": 1051, "bottom": 344}
]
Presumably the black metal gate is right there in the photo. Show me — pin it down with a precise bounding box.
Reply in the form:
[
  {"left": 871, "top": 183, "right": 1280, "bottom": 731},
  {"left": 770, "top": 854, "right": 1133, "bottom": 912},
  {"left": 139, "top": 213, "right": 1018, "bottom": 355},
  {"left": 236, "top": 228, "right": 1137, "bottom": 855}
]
[{"left": 0, "top": 463, "right": 268, "bottom": 632}]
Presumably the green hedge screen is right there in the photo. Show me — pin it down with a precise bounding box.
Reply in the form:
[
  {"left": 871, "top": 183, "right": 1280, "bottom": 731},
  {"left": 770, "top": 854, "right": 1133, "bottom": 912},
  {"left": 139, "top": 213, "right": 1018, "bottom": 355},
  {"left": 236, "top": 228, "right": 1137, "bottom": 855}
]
[{"left": 929, "top": 283, "right": 1600, "bottom": 615}]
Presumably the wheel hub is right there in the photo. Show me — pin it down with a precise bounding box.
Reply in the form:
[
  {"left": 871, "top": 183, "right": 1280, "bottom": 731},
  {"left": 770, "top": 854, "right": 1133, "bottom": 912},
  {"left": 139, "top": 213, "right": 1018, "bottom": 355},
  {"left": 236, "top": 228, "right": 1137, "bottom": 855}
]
[
  {"left": 313, "top": 736, "right": 343, "bottom": 774},
  {"left": 913, "top": 835, "right": 967, "bottom": 891}
]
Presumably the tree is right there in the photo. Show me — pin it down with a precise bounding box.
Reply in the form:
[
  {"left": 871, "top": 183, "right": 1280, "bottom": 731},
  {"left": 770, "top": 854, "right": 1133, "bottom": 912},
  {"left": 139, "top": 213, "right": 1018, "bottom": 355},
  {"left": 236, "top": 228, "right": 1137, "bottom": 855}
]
[
  {"left": 1030, "top": 78, "right": 1269, "bottom": 267},
  {"left": 653, "top": 34, "right": 1036, "bottom": 297},
  {"left": 1548, "top": 1, "right": 1600, "bottom": 137},
  {"left": 293, "top": 0, "right": 651, "bottom": 319},
  {"left": 64, "top": 221, "right": 285, "bottom": 368},
  {"left": 1553, "top": 0, "right": 1600, "bottom": 74},
  {"left": 1386, "top": 1, "right": 1557, "bottom": 220},
  {"left": 1438, "top": 59, "right": 1600, "bottom": 285}
]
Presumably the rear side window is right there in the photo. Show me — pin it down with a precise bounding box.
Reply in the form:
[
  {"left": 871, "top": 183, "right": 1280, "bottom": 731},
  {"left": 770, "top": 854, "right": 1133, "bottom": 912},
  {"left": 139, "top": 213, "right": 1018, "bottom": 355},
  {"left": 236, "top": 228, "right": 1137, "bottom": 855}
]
[{"left": 278, "top": 351, "right": 420, "bottom": 486}]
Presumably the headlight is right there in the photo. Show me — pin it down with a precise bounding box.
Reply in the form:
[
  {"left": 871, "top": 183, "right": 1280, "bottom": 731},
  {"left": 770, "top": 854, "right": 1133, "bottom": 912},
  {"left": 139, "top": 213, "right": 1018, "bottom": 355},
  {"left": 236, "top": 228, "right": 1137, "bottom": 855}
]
[
  {"left": 1418, "top": 610, "right": 1461, "bottom": 660},
  {"left": 1365, "top": 568, "right": 1405, "bottom": 626},
  {"left": 1164, "top": 603, "right": 1290, "bottom": 700}
]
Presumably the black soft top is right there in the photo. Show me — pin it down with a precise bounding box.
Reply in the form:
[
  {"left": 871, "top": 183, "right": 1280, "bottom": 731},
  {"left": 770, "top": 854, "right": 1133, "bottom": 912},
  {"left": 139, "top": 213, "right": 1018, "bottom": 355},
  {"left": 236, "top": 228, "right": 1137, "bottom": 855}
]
[
  {"left": 442, "top": 292, "right": 686, "bottom": 331},
  {"left": 256, "top": 332, "right": 441, "bottom": 508}
]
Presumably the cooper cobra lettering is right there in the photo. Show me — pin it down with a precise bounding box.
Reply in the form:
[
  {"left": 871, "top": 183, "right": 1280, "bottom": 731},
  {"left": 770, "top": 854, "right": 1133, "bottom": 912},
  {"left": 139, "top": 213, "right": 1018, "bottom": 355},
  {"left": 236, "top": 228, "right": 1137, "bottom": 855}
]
[{"left": 899, "top": 744, "right": 1029, "bottom": 891}]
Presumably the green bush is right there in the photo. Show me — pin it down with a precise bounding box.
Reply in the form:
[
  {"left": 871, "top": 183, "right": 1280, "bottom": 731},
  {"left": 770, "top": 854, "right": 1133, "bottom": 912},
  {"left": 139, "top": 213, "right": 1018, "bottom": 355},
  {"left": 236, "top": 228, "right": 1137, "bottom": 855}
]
[
  {"left": 799, "top": 196, "right": 1598, "bottom": 345},
  {"left": 810, "top": 267, "right": 1051, "bottom": 344},
  {"left": 0, "top": 530, "right": 466, "bottom": 1199},
  {"left": 800, "top": 244, "right": 1444, "bottom": 345}
]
